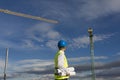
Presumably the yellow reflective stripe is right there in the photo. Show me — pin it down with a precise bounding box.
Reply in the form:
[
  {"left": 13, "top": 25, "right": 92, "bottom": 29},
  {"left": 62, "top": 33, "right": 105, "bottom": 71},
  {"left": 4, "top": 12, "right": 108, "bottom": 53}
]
[
  {"left": 54, "top": 51, "right": 59, "bottom": 68},
  {"left": 55, "top": 75, "right": 69, "bottom": 79},
  {"left": 64, "top": 54, "right": 68, "bottom": 68}
]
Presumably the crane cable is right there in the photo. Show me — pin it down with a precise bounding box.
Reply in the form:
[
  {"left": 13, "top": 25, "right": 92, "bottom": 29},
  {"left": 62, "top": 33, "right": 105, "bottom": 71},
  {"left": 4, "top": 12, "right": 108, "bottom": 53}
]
[{"left": 0, "top": 8, "right": 58, "bottom": 24}]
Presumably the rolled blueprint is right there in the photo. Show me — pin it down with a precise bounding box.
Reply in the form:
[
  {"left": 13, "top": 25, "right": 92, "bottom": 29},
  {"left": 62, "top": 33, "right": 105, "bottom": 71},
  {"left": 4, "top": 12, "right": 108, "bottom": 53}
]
[{"left": 66, "top": 67, "right": 75, "bottom": 72}]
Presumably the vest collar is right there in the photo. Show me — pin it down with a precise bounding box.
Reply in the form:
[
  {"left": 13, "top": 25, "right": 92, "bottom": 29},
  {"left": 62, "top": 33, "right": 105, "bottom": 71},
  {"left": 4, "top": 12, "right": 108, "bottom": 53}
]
[{"left": 59, "top": 50, "right": 65, "bottom": 54}]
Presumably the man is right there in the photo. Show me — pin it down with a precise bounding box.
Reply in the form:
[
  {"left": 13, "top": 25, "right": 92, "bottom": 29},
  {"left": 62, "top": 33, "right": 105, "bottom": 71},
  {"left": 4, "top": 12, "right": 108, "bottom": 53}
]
[{"left": 54, "top": 40, "right": 70, "bottom": 80}]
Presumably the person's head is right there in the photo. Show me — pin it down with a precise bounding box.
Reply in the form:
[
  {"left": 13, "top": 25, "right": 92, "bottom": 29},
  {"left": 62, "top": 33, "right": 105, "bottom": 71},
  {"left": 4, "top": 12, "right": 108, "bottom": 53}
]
[{"left": 58, "top": 40, "right": 67, "bottom": 50}]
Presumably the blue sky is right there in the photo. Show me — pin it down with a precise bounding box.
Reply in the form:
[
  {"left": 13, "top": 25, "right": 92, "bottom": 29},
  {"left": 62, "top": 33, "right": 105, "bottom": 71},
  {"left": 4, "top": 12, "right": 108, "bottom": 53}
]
[{"left": 0, "top": 0, "right": 120, "bottom": 80}]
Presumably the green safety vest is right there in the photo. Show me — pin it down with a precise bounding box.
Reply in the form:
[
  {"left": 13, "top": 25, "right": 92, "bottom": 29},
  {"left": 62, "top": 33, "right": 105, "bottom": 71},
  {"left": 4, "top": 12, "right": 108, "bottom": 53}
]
[{"left": 54, "top": 50, "right": 69, "bottom": 79}]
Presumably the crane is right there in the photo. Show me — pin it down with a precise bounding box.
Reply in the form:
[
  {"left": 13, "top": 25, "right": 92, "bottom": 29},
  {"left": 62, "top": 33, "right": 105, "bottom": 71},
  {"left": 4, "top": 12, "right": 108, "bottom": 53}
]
[{"left": 0, "top": 8, "right": 58, "bottom": 24}]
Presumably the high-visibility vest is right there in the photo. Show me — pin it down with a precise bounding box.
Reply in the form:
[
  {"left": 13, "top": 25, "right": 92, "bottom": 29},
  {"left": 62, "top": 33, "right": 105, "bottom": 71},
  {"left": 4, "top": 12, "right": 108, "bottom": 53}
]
[{"left": 54, "top": 50, "right": 69, "bottom": 79}]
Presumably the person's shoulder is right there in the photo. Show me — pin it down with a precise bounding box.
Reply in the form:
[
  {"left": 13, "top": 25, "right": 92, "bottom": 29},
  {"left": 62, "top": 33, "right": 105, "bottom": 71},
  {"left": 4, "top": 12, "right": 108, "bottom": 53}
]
[{"left": 59, "top": 50, "right": 64, "bottom": 53}]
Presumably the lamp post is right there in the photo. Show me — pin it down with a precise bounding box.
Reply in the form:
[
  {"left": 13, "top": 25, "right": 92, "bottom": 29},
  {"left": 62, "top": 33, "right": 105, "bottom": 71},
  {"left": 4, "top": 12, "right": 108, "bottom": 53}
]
[
  {"left": 4, "top": 48, "right": 9, "bottom": 80},
  {"left": 88, "top": 28, "right": 96, "bottom": 80}
]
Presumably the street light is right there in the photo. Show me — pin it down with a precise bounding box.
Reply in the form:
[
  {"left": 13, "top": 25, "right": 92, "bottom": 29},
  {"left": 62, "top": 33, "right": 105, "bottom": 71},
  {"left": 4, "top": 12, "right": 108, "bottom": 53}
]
[
  {"left": 88, "top": 28, "right": 96, "bottom": 80},
  {"left": 4, "top": 48, "right": 9, "bottom": 80}
]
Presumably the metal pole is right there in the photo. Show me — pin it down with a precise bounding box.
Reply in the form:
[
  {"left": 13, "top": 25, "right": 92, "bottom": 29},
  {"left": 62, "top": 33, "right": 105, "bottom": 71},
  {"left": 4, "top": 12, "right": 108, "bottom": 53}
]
[
  {"left": 88, "top": 28, "right": 96, "bottom": 80},
  {"left": 4, "top": 48, "right": 9, "bottom": 80}
]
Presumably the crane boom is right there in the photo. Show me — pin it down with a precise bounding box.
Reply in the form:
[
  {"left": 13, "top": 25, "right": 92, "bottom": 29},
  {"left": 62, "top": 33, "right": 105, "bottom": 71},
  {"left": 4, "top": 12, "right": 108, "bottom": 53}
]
[{"left": 0, "top": 8, "right": 58, "bottom": 24}]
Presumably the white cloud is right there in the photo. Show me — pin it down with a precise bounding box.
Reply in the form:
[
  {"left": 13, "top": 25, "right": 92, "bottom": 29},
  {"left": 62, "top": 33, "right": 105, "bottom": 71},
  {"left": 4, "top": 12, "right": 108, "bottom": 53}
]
[
  {"left": 116, "top": 52, "right": 120, "bottom": 55},
  {"left": 0, "top": 59, "right": 54, "bottom": 79},
  {"left": 22, "top": 22, "right": 61, "bottom": 49},
  {"left": 79, "top": 0, "right": 120, "bottom": 20},
  {"left": 27, "top": 23, "right": 61, "bottom": 40},
  {"left": 94, "top": 34, "right": 112, "bottom": 41},
  {"left": 70, "top": 36, "right": 89, "bottom": 48},
  {"left": 18, "top": 59, "right": 53, "bottom": 66},
  {"left": 0, "top": 22, "right": 60, "bottom": 49},
  {"left": 11, "top": 59, "right": 53, "bottom": 72},
  {"left": 0, "top": 22, "right": 113, "bottom": 50},
  {"left": 0, "top": 59, "right": 5, "bottom": 74},
  {"left": 46, "top": 31, "right": 60, "bottom": 39},
  {"left": 22, "top": 39, "right": 36, "bottom": 48},
  {"left": 0, "top": 22, "right": 59, "bottom": 49},
  {"left": 29, "top": 0, "right": 120, "bottom": 21},
  {"left": 45, "top": 40, "right": 58, "bottom": 49},
  {"left": 0, "top": 40, "right": 15, "bottom": 48},
  {"left": 115, "top": 77, "right": 120, "bottom": 79},
  {"left": 68, "top": 56, "right": 108, "bottom": 63},
  {"left": 2, "top": 58, "right": 120, "bottom": 80},
  {"left": 69, "top": 34, "right": 112, "bottom": 49},
  {"left": 0, "top": 0, "right": 117, "bottom": 50}
]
